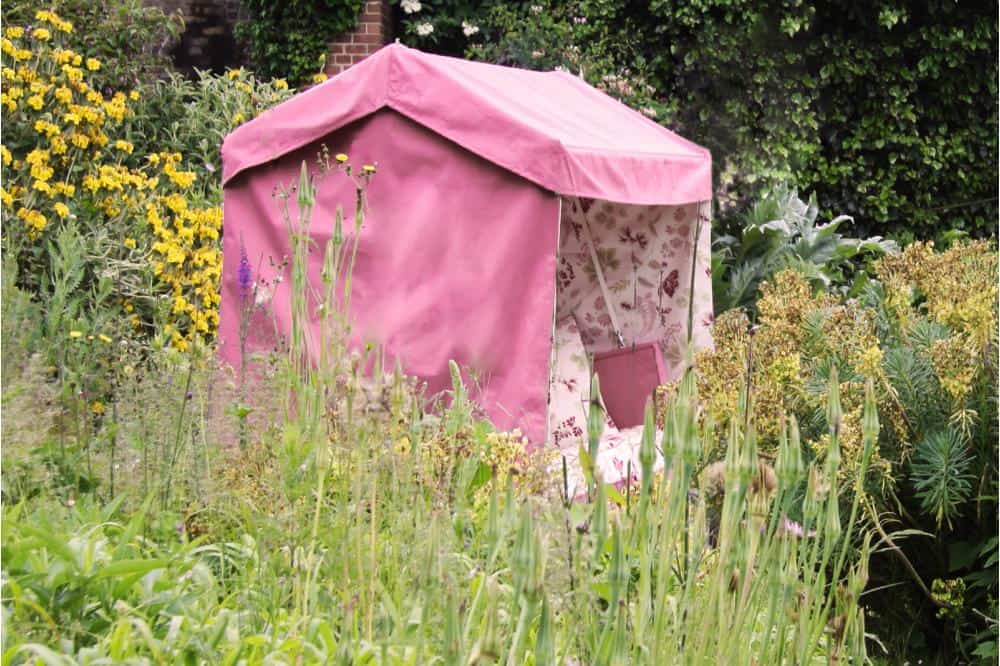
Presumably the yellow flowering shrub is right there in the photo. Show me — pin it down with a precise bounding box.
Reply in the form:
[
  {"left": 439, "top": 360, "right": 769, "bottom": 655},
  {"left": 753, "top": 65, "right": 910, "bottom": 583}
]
[
  {"left": 676, "top": 271, "right": 892, "bottom": 487},
  {"left": 676, "top": 240, "right": 997, "bottom": 504},
  {"left": 0, "top": 11, "right": 223, "bottom": 349}
]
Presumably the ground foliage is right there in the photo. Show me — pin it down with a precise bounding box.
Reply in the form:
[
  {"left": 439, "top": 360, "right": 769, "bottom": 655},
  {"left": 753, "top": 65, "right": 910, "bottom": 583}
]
[{"left": 397, "top": 0, "right": 998, "bottom": 239}]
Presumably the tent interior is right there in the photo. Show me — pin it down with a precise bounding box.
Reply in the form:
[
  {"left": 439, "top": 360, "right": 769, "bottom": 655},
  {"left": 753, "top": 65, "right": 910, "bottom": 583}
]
[{"left": 548, "top": 195, "right": 710, "bottom": 490}]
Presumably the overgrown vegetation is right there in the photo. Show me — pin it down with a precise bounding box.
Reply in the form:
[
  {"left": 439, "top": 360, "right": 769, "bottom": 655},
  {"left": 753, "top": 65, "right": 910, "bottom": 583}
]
[
  {"left": 398, "top": 0, "right": 999, "bottom": 238},
  {"left": 1, "top": 4, "right": 996, "bottom": 664},
  {"left": 680, "top": 241, "right": 999, "bottom": 660},
  {"left": 2, "top": 0, "right": 183, "bottom": 91},
  {"left": 3, "top": 162, "right": 875, "bottom": 663}
]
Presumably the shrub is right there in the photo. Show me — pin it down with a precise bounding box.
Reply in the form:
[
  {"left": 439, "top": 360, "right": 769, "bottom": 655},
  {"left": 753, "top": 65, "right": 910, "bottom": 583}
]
[
  {"left": 1, "top": 11, "right": 222, "bottom": 355},
  {"left": 122, "top": 68, "right": 294, "bottom": 201},
  {"left": 711, "top": 184, "right": 897, "bottom": 314},
  {"left": 2, "top": 0, "right": 183, "bottom": 92},
  {"left": 678, "top": 240, "right": 998, "bottom": 659}
]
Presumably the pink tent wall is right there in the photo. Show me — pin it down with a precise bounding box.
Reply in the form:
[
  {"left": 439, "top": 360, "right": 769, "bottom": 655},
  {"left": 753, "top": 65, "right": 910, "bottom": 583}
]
[{"left": 219, "top": 110, "right": 560, "bottom": 442}]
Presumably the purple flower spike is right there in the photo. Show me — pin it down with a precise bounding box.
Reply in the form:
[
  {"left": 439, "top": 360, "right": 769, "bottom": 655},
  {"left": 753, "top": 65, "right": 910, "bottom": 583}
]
[{"left": 238, "top": 239, "right": 253, "bottom": 299}]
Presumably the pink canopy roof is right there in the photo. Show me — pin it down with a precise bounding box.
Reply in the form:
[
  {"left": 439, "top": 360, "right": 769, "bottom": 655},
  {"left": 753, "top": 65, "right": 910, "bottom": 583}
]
[{"left": 222, "top": 43, "right": 711, "bottom": 205}]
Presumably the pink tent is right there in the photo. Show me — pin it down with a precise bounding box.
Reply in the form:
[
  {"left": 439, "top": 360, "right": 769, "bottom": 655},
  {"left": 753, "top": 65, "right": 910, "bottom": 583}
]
[{"left": 219, "top": 44, "right": 713, "bottom": 483}]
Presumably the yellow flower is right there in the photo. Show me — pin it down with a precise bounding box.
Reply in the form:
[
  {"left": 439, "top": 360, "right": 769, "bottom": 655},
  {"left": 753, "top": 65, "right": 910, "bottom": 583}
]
[
  {"left": 232, "top": 112, "right": 245, "bottom": 124},
  {"left": 85, "top": 58, "right": 100, "bottom": 71},
  {"left": 54, "top": 86, "right": 72, "bottom": 104},
  {"left": 1, "top": 145, "right": 11, "bottom": 166},
  {"left": 362, "top": 164, "right": 376, "bottom": 174},
  {"left": 312, "top": 73, "right": 328, "bottom": 84},
  {"left": 53, "top": 202, "right": 70, "bottom": 218},
  {"left": 274, "top": 78, "right": 288, "bottom": 90},
  {"left": 226, "top": 68, "right": 242, "bottom": 79},
  {"left": 124, "top": 237, "right": 136, "bottom": 249},
  {"left": 69, "top": 330, "right": 83, "bottom": 339},
  {"left": 129, "top": 90, "right": 139, "bottom": 100},
  {"left": 335, "top": 153, "right": 348, "bottom": 163},
  {"left": 0, "top": 188, "right": 12, "bottom": 208},
  {"left": 5, "top": 27, "right": 24, "bottom": 39},
  {"left": 114, "top": 140, "right": 133, "bottom": 154},
  {"left": 26, "top": 94, "right": 43, "bottom": 110},
  {"left": 91, "top": 401, "right": 104, "bottom": 415},
  {"left": 33, "top": 28, "right": 51, "bottom": 41},
  {"left": 98, "top": 334, "right": 112, "bottom": 344}
]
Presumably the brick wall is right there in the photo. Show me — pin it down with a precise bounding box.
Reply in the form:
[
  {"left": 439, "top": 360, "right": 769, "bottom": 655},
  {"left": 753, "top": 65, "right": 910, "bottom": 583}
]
[{"left": 325, "top": 0, "right": 393, "bottom": 76}]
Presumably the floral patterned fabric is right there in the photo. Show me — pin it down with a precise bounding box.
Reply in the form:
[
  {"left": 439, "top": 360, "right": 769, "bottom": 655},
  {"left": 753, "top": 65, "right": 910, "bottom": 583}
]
[
  {"left": 548, "top": 197, "right": 712, "bottom": 491},
  {"left": 556, "top": 197, "right": 714, "bottom": 379}
]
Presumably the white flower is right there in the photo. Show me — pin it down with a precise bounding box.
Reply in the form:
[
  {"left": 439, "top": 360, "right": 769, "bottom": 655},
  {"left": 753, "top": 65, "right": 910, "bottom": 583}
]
[
  {"left": 640, "top": 106, "right": 657, "bottom": 118},
  {"left": 415, "top": 22, "right": 434, "bottom": 36},
  {"left": 531, "top": 50, "right": 544, "bottom": 59},
  {"left": 401, "top": 0, "right": 422, "bottom": 13},
  {"left": 254, "top": 284, "right": 274, "bottom": 307},
  {"left": 461, "top": 21, "right": 479, "bottom": 37},
  {"left": 530, "top": 5, "right": 543, "bottom": 14}
]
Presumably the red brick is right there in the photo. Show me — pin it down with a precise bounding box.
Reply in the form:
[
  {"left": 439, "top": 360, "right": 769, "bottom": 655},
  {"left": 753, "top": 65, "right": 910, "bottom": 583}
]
[
  {"left": 328, "top": 43, "right": 346, "bottom": 54},
  {"left": 353, "top": 30, "right": 383, "bottom": 44},
  {"left": 333, "top": 54, "right": 353, "bottom": 65},
  {"left": 346, "top": 43, "right": 370, "bottom": 55}
]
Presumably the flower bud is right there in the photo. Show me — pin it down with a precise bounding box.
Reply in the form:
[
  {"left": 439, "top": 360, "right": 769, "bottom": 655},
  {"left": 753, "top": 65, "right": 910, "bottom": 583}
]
[{"left": 775, "top": 414, "right": 805, "bottom": 490}]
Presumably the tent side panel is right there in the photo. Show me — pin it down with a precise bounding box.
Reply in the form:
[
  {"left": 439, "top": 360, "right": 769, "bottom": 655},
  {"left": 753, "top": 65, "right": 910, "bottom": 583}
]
[{"left": 219, "top": 109, "right": 561, "bottom": 444}]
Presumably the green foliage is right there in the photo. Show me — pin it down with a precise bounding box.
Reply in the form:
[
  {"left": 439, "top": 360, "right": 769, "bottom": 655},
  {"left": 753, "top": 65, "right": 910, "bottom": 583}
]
[
  {"left": 398, "top": 0, "right": 998, "bottom": 239},
  {"left": 123, "top": 69, "right": 295, "bottom": 201},
  {"left": 2, "top": 0, "right": 183, "bottom": 91},
  {"left": 688, "top": 240, "right": 998, "bottom": 661},
  {"left": 910, "top": 429, "right": 976, "bottom": 528},
  {"left": 235, "top": 0, "right": 365, "bottom": 85},
  {"left": 712, "top": 184, "right": 897, "bottom": 314}
]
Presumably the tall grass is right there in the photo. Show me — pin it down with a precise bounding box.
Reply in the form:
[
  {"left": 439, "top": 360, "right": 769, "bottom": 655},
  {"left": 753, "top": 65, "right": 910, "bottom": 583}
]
[{"left": 2, "top": 161, "right": 872, "bottom": 664}]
